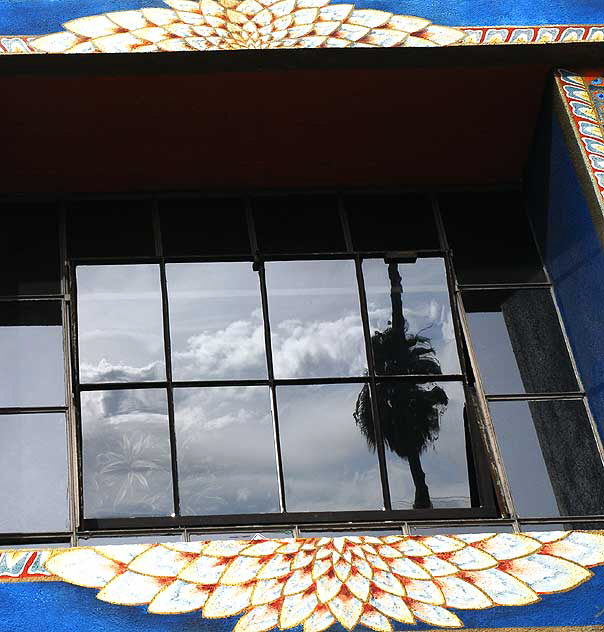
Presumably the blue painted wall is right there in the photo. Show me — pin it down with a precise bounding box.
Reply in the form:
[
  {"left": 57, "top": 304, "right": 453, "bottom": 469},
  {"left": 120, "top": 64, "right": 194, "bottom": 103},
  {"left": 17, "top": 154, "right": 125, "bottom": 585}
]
[
  {"left": 2, "top": 567, "right": 604, "bottom": 631},
  {"left": 2, "top": 0, "right": 604, "bottom": 35},
  {"left": 528, "top": 100, "right": 604, "bottom": 438}
]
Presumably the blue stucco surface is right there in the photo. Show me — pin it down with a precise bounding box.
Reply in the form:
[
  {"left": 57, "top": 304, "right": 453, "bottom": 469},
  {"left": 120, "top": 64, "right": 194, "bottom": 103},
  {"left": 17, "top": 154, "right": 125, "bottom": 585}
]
[
  {"left": 1, "top": 565, "right": 604, "bottom": 631},
  {"left": 1, "top": 0, "right": 604, "bottom": 35},
  {"left": 529, "top": 110, "right": 604, "bottom": 438}
]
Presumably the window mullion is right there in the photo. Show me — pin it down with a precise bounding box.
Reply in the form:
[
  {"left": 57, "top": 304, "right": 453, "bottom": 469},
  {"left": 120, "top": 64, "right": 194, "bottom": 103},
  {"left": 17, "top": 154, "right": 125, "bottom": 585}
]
[
  {"left": 247, "top": 199, "right": 288, "bottom": 514},
  {"left": 354, "top": 255, "right": 392, "bottom": 512},
  {"left": 154, "top": 204, "right": 181, "bottom": 518},
  {"left": 455, "top": 293, "right": 518, "bottom": 525}
]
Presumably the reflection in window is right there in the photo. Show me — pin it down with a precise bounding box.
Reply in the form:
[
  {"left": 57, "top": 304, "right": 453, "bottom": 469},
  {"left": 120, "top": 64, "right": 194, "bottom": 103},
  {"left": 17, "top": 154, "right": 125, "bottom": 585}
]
[
  {"left": 0, "top": 301, "right": 65, "bottom": 407},
  {"left": 81, "top": 389, "right": 173, "bottom": 519},
  {"left": 463, "top": 289, "right": 578, "bottom": 394},
  {"left": 369, "top": 381, "right": 471, "bottom": 510},
  {"left": 277, "top": 383, "right": 383, "bottom": 512},
  {"left": 265, "top": 260, "right": 366, "bottom": 378},
  {"left": 489, "top": 399, "right": 604, "bottom": 517},
  {"left": 0, "top": 414, "right": 69, "bottom": 533},
  {"left": 77, "top": 265, "right": 165, "bottom": 383},
  {"left": 167, "top": 263, "right": 267, "bottom": 381},
  {"left": 363, "top": 258, "right": 460, "bottom": 375},
  {"left": 174, "top": 386, "right": 279, "bottom": 515}
]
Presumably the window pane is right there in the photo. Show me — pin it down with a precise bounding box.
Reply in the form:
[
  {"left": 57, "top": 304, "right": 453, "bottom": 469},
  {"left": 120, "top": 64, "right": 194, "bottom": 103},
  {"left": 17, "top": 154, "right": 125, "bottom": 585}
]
[
  {"left": 0, "top": 301, "right": 64, "bottom": 407},
  {"left": 0, "top": 413, "right": 69, "bottom": 533},
  {"left": 345, "top": 194, "right": 438, "bottom": 252},
  {"left": 167, "top": 263, "right": 267, "bottom": 380},
  {"left": 265, "top": 260, "right": 366, "bottom": 378},
  {"left": 190, "top": 530, "right": 294, "bottom": 541},
  {"left": 439, "top": 191, "right": 546, "bottom": 285},
  {"left": 67, "top": 201, "right": 155, "bottom": 258},
  {"left": 81, "top": 389, "right": 173, "bottom": 519},
  {"left": 1, "top": 204, "right": 60, "bottom": 296},
  {"left": 160, "top": 198, "right": 250, "bottom": 256},
  {"left": 378, "top": 381, "right": 471, "bottom": 510},
  {"left": 252, "top": 195, "right": 344, "bottom": 253},
  {"left": 174, "top": 386, "right": 279, "bottom": 515},
  {"left": 463, "top": 289, "right": 578, "bottom": 394},
  {"left": 77, "top": 265, "right": 165, "bottom": 383},
  {"left": 363, "top": 258, "right": 460, "bottom": 375},
  {"left": 277, "top": 383, "right": 383, "bottom": 512},
  {"left": 489, "top": 399, "right": 604, "bottom": 517}
]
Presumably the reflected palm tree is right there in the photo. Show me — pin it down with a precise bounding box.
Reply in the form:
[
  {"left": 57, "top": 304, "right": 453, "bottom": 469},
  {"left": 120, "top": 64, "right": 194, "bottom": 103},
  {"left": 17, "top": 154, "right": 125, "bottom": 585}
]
[{"left": 354, "top": 263, "right": 448, "bottom": 509}]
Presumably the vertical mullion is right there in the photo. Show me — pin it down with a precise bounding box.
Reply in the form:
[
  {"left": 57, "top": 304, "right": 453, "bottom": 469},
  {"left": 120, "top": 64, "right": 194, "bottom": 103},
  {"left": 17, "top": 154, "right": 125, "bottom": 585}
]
[
  {"left": 246, "top": 199, "right": 287, "bottom": 513},
  {"left": 59, "top": 204, "right": 80, "bottom": 546},
  {"left": 152, "top": 202, "right": 181, "bottom": 517},
  {"left": 354, "top": 254, "right": 392, "bottom": 512}
]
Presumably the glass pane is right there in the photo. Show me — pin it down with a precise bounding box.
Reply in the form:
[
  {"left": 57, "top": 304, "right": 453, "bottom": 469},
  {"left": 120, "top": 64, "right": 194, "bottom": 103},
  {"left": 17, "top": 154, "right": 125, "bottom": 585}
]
[
  {"left": 67, "top": 201, "right": 155, "bottom": 258},
  {"left": 439, "top": 191, "right": 546, "bottom": 285},
  {"left": 190, "top": 531, "right": 294, "bottom": 541},
  {"left": 411, "top": 525, "right": 513, "bottom": 535},
  {"left": 463, "top": 289, "right": 578, "bottom": 394},
  {"left": 167, "top": 263, "right": 266, "bottom": 380},
  {"left": 363, "top": 258, "right": 460, "bottom": 375},
  {"left": 0, "top": 302, "right": 65, "bottom": 407},
  {"left": 0, "top": 413, "right": 69, "bottom": 533},
  {"left": 379, "top": 381, "right": 471, "bottom": 510},
  {"left": 1, "top": 204, "right": 60, "bottom": 296},
  {"left": 265, "top": 260, "right": 366, "bottom": 378},
  {"left": 252, "top": 195, "right": 344, "bottom": 253},
  {"left": 81, "top": 389, "right": 173, "bottom": 519},
  {"left": 174, "top": 386, "right": 279, "bottom": 515},
  {"left": 80, "top": 535, "right": 182, "bottom": 545},
  {"left": 277, "top": 383, "right": 383, "bottom": 512},
  {"left": 345, "top": 194, "right": 438, "bottom": 252},
  {"left": 160, "top": 198, "right": 250, "bottom": 256},
  {"left": 489, "top": 399, "right": 604, "bottom": 517},
  {"left": 77, "top": 265, "right": 165, "bottom": 383},
  {"left": 300, "top": 529, "right": 401, "bottom": 537}
]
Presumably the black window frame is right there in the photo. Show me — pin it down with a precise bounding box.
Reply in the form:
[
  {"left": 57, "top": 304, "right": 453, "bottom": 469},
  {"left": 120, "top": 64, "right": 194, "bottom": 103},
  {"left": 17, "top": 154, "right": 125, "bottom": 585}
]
[{"left": 2, "top": 187, "right": 604, "bottom": 548}]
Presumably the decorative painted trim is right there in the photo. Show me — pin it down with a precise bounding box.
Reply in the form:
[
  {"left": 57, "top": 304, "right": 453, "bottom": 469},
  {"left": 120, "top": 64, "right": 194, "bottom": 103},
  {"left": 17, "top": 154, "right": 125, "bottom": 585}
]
[
  {"left": 0, "top": 0, "right": 603, "bottom": 54},
  {"left": 558, "top": 70, "right": 604, "bottom": 208},
  {"left": 2, "top": 531, "right": 604, "bottom": 630}
]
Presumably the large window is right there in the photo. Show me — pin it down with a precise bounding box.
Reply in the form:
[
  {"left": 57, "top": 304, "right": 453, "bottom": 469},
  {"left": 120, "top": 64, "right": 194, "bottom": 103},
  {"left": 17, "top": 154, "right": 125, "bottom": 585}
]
[{"left": 1, "top": 190, "right": 603, "bottom": 546}]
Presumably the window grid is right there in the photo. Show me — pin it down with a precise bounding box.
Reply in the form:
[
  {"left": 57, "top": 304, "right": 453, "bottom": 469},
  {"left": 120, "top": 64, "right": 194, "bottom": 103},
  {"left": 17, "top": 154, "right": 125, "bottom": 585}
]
[{"left": 2, "top": 189, "right": 604, "bottom": 547}]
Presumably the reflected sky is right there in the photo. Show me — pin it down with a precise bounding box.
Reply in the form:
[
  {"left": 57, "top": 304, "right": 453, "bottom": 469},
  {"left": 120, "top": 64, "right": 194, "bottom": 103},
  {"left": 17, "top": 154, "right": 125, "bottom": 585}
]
[
  {"left": 382, "top": 382, "right": 471, "bottom": 510},
  {"left": 167, "top": 263, "right": 267, "bottom": 381},
  {"left": 0, "top": 324, "right": 64, "bottom": 408},
  {"left": 0, "top": 413, "right": 69, "bottom": 533},
  {"left": 463, "top": 289, "right": 578, "bottom": 395},
  {"left": 81, "top": 389, "right": 173, "bottom": 519},
  {"left": 174, "top": 386, "right": 280, "bottom": 515},
  {"left": 277, "top": 383, "right": 383, "bottom": 512},
  {"left": 265, "top": 261, "right": 366, "bottom": 378},
  {"left": 363, "top": 258, "right": 460, "bottom": 375},
  {"left": 77, "top": 265, "right": 165, "bottom": 383}
]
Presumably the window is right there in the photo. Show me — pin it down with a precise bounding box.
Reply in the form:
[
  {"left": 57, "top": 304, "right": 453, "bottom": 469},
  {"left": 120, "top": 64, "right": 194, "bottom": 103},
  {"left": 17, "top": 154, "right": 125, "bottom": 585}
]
[{"left": 1, "top": 190, "right": 603, "bottom": 546}]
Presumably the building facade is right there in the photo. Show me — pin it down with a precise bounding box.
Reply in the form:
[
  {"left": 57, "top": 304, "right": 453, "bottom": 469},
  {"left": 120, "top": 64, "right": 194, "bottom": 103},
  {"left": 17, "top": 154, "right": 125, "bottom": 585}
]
[{"left": 1, "top": 2, "right": 604, "bottom": 631}]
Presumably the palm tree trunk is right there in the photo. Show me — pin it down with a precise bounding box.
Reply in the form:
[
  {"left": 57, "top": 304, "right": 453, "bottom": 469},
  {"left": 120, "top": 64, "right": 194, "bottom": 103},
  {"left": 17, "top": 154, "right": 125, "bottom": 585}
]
[{"left": 408, "top": 449, "right": 432, "bottom": 509}]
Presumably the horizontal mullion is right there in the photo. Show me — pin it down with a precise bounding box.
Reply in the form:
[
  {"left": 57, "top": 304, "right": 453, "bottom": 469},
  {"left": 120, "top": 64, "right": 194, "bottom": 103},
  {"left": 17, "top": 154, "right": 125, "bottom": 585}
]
[
  {"left": 374, "top": 374, "right": 464, "bottom": 382},
  {"left": 0, "top": 532, "right": 71, "bottom": 545},
  {"left": 458, "top": 282, "right": 552, "bottom": 291},
  {"left": 78, "top": 381, "right": 168, "bottom": 391},
  {"left": 81, "top": 507, "right": 496, "bottom": 532},
  {"left": 485, "top": 392, "right": 584, "bottom": 402},
  {"left": 174, "top": 379, "right": 269, "bottom": 388},
  {"left": 0, "top": 406, "right": 68, "bottom": 415},
  {"left": 0, "top": 295, "right": 65, "bottom": 302},
  {"left": 70, "top": 256, "right": 160, "bottom": 266}
]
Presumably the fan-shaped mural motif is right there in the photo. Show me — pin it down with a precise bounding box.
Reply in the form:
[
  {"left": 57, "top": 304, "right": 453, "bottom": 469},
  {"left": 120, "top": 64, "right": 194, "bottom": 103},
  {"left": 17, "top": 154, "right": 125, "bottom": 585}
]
[
  {"left": 3, "top": 531, "right": 604, "bottom": 630},
  {"left": 1, "top": 0, "right": 604, "bottom": 52}
]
